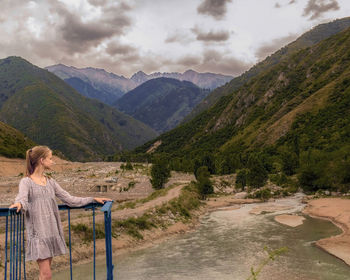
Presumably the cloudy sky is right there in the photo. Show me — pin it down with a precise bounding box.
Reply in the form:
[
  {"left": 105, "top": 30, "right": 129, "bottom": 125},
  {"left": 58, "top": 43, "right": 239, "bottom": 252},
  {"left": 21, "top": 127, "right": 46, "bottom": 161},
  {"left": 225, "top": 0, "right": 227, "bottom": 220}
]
[{"left": 1, "top": 0, "right": 349, "bottom": 77}]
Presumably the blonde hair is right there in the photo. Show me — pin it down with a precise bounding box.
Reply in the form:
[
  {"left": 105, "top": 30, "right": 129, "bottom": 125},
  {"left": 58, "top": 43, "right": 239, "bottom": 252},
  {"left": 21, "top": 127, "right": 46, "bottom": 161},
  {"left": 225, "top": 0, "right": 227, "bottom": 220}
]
[{"left": 25, "top": 145, "right": 52, "bottom": 176}]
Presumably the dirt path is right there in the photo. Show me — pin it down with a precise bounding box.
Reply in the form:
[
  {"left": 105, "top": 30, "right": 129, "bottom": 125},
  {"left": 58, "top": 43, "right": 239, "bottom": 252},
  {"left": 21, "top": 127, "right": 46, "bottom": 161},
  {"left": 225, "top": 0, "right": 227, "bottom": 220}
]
[{"left": 114, "top": 184, "right": 184, "bottom": 220}]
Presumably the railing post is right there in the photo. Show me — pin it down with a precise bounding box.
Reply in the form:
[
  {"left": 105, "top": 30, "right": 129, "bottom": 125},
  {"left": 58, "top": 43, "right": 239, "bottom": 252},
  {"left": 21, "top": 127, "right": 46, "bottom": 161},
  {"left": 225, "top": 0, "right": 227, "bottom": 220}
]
[
  {"left": 93, "top": 205, "right": 96, "bottom": 280},
  {"left": 2, "top": 202, "right": 114, "bottom": 279},
  {"left": 22, "top": 213, "right": 26, "bottom": 280},
  {"left": 5, "top": 215, "right": 8, "bottom": 280},
  {"left": 101, "top": 201, "right": 114, "bottom": 280},
  {"left": 1, "top": 208, "right": 26, "bottom": 280},
  {"left": 68, "top": 208, "right": 73, "bottom": 280}
]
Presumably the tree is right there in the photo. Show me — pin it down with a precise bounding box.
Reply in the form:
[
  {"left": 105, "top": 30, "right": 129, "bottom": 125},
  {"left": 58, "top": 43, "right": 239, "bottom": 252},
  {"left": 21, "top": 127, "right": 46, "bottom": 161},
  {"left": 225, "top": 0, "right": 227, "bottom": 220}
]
[
  {"left": 201, "top": 154, "right": 216, "bottom": 174},
  {"left": 247, "top": 156, "right": 268, "bottom": 188},
  {"left": 150, "top": 159, "right": 171, "bottom": 189},
  {"left": 195, "top": 166, "right": 214, "bottom": 199},
  {"left": 236, "top": 169, "right": 249, "bottom": 190},
  {"left": 216, "top": 153, "right": 238, "bottom": 175},
  {"left": 281, "top": 151, "right": 299, "bottom": 176},
  {"left": 125, "top": 161, "right": 133, "bottom": 170},
  {"left": 298, "top": 167, "right": 319, "bottom": 193}
]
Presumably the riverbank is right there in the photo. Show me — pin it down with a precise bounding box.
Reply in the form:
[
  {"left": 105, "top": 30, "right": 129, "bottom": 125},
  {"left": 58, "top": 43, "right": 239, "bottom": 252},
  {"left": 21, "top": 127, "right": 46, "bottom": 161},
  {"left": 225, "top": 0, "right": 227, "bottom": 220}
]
[
  {"left": 3, "top": 189, "right": 350, "bottom": 279},
  {"left": 49, "top": 194, "right": 263, "bottom": 278},
  {"left": 303, "top": 197, "right": 350, "bottom": 266}
]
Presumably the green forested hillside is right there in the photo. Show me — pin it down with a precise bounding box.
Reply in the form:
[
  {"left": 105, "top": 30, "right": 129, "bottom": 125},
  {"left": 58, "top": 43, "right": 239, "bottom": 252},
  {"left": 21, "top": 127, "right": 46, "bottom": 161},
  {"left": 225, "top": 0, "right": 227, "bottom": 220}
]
[
  {"left": 114, "top": 78, "right": 210, "bottom": 133},
  {"left": 0, "top": 121, "right": 35, "bottom": 158},
  {"left": 130, "top": 27, "right": 350, "bottom": 192},
  {"left": 184, "top": 17, "right": 350, "bottom": 122},
  {"left": 0, "top": 57, "right": 157, "bottom": 161}
]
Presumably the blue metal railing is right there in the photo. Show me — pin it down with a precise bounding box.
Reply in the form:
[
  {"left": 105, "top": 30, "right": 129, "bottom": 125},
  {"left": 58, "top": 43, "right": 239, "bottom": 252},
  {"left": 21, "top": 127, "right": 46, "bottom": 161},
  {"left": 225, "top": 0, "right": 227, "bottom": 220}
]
[{"left": 1, "top": 201, "right": 114, "bottom": 280}]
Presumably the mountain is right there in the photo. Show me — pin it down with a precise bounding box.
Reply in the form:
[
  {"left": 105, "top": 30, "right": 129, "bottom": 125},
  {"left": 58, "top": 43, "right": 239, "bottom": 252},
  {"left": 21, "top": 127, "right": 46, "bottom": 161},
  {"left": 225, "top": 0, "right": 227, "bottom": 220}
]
[
  {"left": 131, "top": 27, "right": 350, "bottom": 191},
  {"left": 45, "top": 64, "right": 129, "bottom": 105},
  {"left": 64, "top": 77, "right": 120, "bottom": 105},
  {"left": 130, "top": 70, "right": 233, "bottom": 90},
  {"left": 184, "top": 17, "right": 350, "bottom": 122},
  {"left": 0, "top": 57, "right": 157, "bottom": 161},
  {"left": 0, "top": 121, "right": 35, "bottom": 158},
  {"left": 46, "top": 65, "right": 233, "bottom": 106},
  {"left": 114, "top": 78, "right": 210, "bottom": 133}
]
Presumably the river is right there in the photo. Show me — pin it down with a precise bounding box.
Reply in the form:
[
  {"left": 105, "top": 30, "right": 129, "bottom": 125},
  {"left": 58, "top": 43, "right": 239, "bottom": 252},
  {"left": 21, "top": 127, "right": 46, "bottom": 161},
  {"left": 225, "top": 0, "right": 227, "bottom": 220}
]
[{"left": 53, "top": 194, "right": 350, "bottom": 279}]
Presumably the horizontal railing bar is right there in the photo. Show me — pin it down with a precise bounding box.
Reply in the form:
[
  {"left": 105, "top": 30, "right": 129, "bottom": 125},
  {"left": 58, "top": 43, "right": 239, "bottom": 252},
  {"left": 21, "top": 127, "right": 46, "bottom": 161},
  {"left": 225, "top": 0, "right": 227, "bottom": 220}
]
[
  {"left": 0, "top": 202, "right": 112, "bottom": 216},
  {"left": 0, "top": 208, "right": 21, "bottom": 216},
  {"left": 58, "top": 202, "right": 105, "bottom": 211}
]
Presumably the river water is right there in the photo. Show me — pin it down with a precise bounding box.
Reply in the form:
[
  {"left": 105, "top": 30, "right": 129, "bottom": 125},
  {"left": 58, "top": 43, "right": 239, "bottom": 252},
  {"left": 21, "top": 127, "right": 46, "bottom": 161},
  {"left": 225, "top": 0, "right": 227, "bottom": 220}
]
[{"left": 53, "top": 194, "right": 350, "bottom": 279}]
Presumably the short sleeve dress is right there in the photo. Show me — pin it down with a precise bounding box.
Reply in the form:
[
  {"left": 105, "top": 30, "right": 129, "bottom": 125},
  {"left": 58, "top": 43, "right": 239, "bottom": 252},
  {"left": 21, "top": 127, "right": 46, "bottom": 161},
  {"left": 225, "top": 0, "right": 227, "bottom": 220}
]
[{"left": 14, "top": 176, "right": 94, "bottom": 261}]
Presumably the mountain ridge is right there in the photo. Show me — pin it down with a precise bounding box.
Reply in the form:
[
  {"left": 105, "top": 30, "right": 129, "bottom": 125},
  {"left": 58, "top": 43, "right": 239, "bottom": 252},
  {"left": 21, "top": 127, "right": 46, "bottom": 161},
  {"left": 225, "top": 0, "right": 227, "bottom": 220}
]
[
  {"left": 0, "top": 56, "right": 157, "bottom": 161},
  {"left": 129, "top": 25, "right": 350, "bottom": 193},
  {"left": 114, "top": 77, "right": 210, "bottom": 133},
  {"left": 46, "top": 64, "right": 233, "bottom": 106},
  {"left": 183, "top": 16, "right": 350, "bottom": 123}
]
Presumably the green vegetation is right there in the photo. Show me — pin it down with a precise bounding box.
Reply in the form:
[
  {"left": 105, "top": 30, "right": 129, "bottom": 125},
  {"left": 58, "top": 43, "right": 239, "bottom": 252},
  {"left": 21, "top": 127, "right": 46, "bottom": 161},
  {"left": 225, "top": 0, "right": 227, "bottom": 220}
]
[
  {"left": 185, "top": 17, "right": 350, "bottom": 122},
  {"left": 113, "top": 216, "right": 157, "bottom": 240},
  {"left": 71, "top": 222, "right": 105, "bottom": 243},
  {"left": 114, "top": 78, "right": 210, "bottom": 133},
  {"left": 0, "top": 120, "right": 35, "bottom": 158},
  {"left": 0, "top": 56, "right": 157, "bottom": 161},
  {"left": 127, "top": 26, "right": 350, "bottom": 194},
  {"left": 246, "top": 247, "right": 288, "bottom": 280},
  {"left": 116, "top": 184, "right": 177, "bottom": 210},
  {"left": 195, "top": 166, "right": 214, "bottom": 199},
  {"left": 236, "top": 169, "right": 249, "bottom": 189},
  {"left": 248, "top": 188, "right": 272, "bottom": 201},
  {"left": 113, "top": 183, "right": 201, "bottom": 240},
  {"left": 120, "top": 161, "right": 134, "bottom": 171},
  {"left": 150, "top": 157, "right": 171, "bottom": 189}
]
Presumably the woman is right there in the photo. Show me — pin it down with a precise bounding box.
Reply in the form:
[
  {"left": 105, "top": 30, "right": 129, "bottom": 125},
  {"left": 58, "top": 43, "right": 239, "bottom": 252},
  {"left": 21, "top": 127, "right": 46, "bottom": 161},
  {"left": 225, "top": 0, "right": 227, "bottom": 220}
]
[{"left": 10, "top": 145, "right": 112, "bottom": 280}]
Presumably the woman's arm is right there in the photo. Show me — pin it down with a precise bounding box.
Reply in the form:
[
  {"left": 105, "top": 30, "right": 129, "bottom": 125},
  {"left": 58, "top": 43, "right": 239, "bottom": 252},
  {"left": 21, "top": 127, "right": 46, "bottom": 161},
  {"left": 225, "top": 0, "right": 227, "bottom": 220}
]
[
  {"left": 52, "top": 179, "right": 95, "bottom": 207},
  {"left": 10, "top": 179, "right": 30, "bottom": 212}
]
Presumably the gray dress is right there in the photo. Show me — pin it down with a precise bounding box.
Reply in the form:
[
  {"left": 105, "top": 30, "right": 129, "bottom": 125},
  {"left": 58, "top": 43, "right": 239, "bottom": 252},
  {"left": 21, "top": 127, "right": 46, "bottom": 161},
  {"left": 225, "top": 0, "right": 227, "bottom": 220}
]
[{"left": 14, "top": 176, "right": 94, "bottom": 261}]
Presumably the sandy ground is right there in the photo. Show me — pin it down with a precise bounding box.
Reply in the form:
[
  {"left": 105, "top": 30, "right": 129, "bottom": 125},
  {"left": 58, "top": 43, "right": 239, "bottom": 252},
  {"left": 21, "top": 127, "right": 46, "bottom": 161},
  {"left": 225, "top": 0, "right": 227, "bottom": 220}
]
[
  {"left": 274, "top": 214, "right": 305, "bottom": 227},
  {"left": 0, "top": 155, "right": 196, "bottom": 279},
  {"left": 303, "top": 198, "right": 350, "bottom": 266},
  {"left": 2, "top": 156, "right": 350, "bottom": 277},
  {"left": 0, "top": 155, "right": 84, "bottom": 177}
]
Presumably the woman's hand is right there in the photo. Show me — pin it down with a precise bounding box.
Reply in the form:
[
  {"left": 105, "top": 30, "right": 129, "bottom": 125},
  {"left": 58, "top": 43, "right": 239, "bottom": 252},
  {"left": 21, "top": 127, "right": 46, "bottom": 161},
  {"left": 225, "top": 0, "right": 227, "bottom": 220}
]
[
  {"left": 94, "top": 197, "right": 112, "bottom": 204},
  {"left": 9, "top": 202, "right": 22, "bottom": 213}
]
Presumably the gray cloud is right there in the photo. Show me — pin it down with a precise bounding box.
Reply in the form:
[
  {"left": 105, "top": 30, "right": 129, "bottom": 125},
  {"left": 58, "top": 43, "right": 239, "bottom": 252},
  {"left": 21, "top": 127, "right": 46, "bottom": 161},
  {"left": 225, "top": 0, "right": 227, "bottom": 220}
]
[
  {"left": 303, "top": 0, "right": 340, "bottom": 20},
  {"left": 197, "top": 0, "right": 232, "bottom": 20},
  {"left": 192, "top": 27, "right": 231, "bottom": 42},
  {"left": 275, "top": 0, "right": 296, "bottom": 8},
  {"left": 106, "top": 41, "right": 137, "bottom": 55},
  {"left": 87, "top": 0, "right": 108, "bottom": 6},
  {"left": 164, "top": 29, "right": 195, "bottom": 45},
  {"left": 165, "top": 31, "right": 194, "bottom": 45},
  {"left": 177, "top": 55, "right": 202, "bottom": 67},
  {"left": 255, "top": 34, "right": 298, "bottom": 60},
  {"left": 53, "top": 2, "right": 132, "bottom": 53},
  {"left": 194, "top": 49, "right": 251, "bottom": 76}
]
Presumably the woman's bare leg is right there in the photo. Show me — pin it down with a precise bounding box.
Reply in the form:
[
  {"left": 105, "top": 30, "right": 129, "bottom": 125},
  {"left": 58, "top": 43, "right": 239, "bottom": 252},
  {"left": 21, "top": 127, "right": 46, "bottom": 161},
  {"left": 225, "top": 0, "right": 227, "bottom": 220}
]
[{"left": 37, "top": 257, "right": 53, "bottom": 280}]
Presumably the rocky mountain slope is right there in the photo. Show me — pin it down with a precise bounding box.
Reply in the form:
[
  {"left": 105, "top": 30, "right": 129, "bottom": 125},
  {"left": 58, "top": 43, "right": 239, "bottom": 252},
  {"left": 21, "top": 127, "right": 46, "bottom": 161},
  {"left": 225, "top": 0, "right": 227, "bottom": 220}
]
[{"left": 0, "top": 57, "right": 157, "bottom": 161}]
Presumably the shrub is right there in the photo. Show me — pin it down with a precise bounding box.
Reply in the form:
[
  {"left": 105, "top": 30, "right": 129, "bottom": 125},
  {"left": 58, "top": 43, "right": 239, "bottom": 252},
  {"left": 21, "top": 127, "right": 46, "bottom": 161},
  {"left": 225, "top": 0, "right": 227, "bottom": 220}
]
[
  {"left": 252, "top": 188, "right": 272, "bottom": 201},
  {"left": 236, "top": 169, "right": 249, "bottom": 189},
  {"left": 150, "top": 159, "right": 171, "bottom": 189},
  {"left": 195, "top": 166, "right": 214, "bottom": 199},
  {"left": 247, "top": 156, "right": 268, "bottom": 188},
  {"left": 71, "top": 222, "right": 105, "bottom": 242}
]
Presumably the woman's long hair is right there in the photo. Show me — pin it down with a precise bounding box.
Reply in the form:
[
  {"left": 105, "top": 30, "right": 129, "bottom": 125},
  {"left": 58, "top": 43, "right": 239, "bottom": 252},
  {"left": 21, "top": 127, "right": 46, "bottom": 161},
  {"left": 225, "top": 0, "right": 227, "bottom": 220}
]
[{"left": 25, "top": 146, "right": 52, "bottom": 176}]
